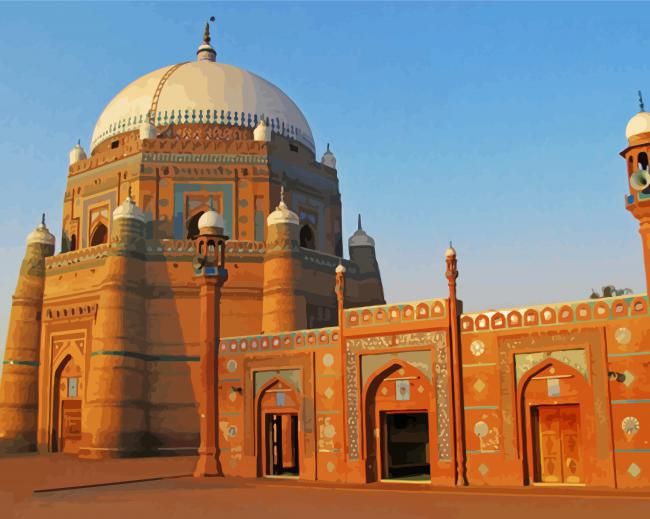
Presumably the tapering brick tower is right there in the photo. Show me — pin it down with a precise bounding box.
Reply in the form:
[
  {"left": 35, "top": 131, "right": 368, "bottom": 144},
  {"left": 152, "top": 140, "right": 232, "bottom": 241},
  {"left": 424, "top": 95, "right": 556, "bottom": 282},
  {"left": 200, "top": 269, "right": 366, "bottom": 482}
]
[
  {"left": 0, "top": 216, "right": 55, "bottom": 452},
  {"left": 261, "top": 188, "right": 306, "bottom": 333},
  {"left": 79, "top": 194, "right": 149, "bottom": 458}
]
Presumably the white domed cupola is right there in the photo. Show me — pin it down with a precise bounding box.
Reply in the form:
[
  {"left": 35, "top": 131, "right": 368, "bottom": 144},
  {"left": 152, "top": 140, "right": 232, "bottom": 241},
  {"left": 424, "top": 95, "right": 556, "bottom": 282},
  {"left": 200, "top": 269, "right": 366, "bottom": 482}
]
[
  {"left": 267, "top": 187, "right": 299, "bottom": 226},
  {"left": 321, "top": 143, "right": 336, "bottom": 169},
  {"left": 113, "top": 189, "right": 146, "bottom": 222},
  {"left": 27, "top": 214, "right": 55, "bottom": 246},
  {"left": 348, "top": 214, "right": 375, "bottom": 248},
  {"left": 626, "top": 90, "right": 650, "bottom": 141},
  {"left": 69, "top": 140, "right": 87, "bottom": 165},
  {"left": 253, "top": 118, "right": 272, "bottom": 142},
  {"left": 198, "top": 198, "right": 225, "bottom": 235}
]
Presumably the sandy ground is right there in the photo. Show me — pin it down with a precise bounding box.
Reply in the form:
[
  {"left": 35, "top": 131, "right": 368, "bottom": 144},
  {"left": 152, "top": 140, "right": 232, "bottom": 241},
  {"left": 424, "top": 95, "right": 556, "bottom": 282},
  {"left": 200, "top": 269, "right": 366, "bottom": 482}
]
[{"left": 2, "top": 454, "right": 649, "bottom": 519}]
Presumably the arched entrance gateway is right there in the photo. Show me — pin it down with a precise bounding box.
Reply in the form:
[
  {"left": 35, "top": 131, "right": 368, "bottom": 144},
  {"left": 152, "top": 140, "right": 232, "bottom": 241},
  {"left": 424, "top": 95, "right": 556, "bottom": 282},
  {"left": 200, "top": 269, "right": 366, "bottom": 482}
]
[
  {"left": 256, "top": 378, "right": 301, "bottom": 478},
  {"left": 51, "top": 354, "right": 83, "bottom": 454},
  {"left": 517, "top": 357, "right": 596, "bottom": 486},
  {"left": 363, "top": 362, "right": 433, "bottom": 483}
]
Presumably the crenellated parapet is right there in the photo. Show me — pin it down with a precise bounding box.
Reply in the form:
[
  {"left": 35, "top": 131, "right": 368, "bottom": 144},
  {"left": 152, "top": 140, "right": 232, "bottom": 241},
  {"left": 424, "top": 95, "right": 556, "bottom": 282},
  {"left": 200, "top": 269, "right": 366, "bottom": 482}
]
[
  {"left": 220, "top": 326, "right": 340, "bottom": 356},
  {"left": 344, "top": 298, "right": 448, "bottom": 330},
  {"left": 460, "top": 294, "right": 649, "bottom": 334}
]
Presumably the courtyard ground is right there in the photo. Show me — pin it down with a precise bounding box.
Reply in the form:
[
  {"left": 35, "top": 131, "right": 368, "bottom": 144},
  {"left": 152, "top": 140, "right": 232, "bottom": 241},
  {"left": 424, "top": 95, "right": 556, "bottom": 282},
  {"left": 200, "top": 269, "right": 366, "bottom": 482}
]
[{"left": 1, "top": 454, "right": 649, "bottom": 519}]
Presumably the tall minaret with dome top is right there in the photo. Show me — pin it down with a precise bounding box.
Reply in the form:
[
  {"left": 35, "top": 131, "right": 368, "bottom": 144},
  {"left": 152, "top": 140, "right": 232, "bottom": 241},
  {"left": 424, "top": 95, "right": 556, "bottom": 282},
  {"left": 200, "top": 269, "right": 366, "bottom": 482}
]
[{"left": 623, "top": 91, "right": 650, "bottom": 296}]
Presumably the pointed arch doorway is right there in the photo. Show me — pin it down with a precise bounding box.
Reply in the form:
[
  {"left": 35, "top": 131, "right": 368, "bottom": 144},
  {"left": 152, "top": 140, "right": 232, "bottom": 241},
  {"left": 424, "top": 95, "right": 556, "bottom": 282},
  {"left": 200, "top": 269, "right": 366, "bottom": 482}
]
[
  {"left": 363, "top": 362, "right": 433, "bottom": 483},
  {"left": 518, "top": 358, "right": 593, "bottom": 486},
  {"left": 51, "top": 354, "right": 83, "bottom": 454},
  {"left": 257, "top": 378, "right": 301, "bottom": 478}
]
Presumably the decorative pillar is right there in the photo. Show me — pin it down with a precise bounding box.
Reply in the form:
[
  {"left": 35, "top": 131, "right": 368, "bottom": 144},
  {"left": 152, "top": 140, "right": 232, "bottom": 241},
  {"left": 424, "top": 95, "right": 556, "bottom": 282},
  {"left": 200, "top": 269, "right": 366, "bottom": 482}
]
[
  {"left": 0, "top": 215, "right": 55, "bottom": 453},
  {"left": 335, "top": 261, "right": 347, "bottom": 454},
  {"left": 192, "top": 204, "right": 228, "bottom": 477},
  {"left": 445, "top": 243, "right": 467, "bottom": 486}
]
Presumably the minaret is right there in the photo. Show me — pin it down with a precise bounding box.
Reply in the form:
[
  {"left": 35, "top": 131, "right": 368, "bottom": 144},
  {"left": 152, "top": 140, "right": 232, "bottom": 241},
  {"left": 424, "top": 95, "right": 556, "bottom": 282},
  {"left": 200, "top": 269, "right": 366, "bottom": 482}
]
[
  {"left": 196, "top": 17, "right": 217, "bottom": 62},
  {"left": 261, "top": 187, "right": 306, "bottom": 333},
  {"left": 623, "top": 91, "right": 650, "bottom": 295},
  {"left": 192, "top": 201, "right": 228, "bottom": 477},
  {"left": 0, "top": 215, "right": 55, "bottom": 453},
  {"left": 347, "top": 214, "right": 385, "bottom": 306},
  {"left": 445, "top": 243, "right": 467, "bottom": 486},
  {"left": 79, "top": 192, "right": 149, "bottom": 458}
]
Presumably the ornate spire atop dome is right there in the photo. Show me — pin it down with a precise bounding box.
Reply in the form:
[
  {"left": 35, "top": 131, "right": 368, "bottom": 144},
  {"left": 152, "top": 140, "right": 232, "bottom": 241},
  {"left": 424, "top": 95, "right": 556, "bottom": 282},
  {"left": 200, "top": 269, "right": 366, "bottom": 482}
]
[
  {"left": 640, "top": 90, "right": 645, "bottom": 112},
  {"left": 27, "top": 213, "right": 55, "bottom": 246},
  {"left": 197, "top": 16, "right": 217, "bottom": 62},
  {"left": 348, "top": 214, "right": 375, "bottom": 248}
]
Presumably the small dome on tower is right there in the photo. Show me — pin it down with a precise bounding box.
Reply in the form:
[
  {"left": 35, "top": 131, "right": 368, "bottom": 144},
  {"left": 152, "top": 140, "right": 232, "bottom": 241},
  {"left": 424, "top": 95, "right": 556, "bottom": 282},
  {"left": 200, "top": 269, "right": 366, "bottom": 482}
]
[
  {"left": 198, "top": 209, "right": 225, "bottom": 233},
  {"left": 113, "top": 190, "right": 146, "bottom": 222},
  {"left": 139, "top": 121, "right": 157, "bottom": 140},
  {"left": 626, "top": 112, "right": 650, "bottom": 140},
  {"left": 348, "top": 214, "right": 375, "bottom": 248},
  {"left": 445, "top": 242, "right": 457, "bottom": 257},
  {"left": 27, "top": 214, "right": 55, "bottom": 246},
  {"left": 626, "top": 90, "right": 650, "bottom": 140},
  {"left": 253, "top": 118, "right": 271, "bottom": 142},
  {"left": 321, "top": 143, "right": 336, "bottom": 169},
  {"left": 335, "top": 262, "right": 346, "bottom": 274},
  {"left": 267, "top": 187, "right": 299, "bottom": 226},
  {"left": 69, "top": 140, "right": 87, "bottom": 165}
]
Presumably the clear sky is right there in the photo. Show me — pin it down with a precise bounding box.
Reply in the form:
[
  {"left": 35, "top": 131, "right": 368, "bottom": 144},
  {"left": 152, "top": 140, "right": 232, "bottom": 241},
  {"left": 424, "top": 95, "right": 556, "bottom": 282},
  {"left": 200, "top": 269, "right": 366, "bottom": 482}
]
[{"left": 0, "top": 1, "right": 646, "bottom": 361}]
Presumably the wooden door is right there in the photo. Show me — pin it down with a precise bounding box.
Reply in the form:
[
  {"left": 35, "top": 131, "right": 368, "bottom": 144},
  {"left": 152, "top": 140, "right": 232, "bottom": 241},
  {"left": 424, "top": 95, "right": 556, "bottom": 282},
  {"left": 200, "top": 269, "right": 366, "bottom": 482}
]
[
  {"left": 61, "top": 399, "right": 82, "bottom": 454},
  {"left": 535, "top": 405, "right": 582, "bottom": 484}
]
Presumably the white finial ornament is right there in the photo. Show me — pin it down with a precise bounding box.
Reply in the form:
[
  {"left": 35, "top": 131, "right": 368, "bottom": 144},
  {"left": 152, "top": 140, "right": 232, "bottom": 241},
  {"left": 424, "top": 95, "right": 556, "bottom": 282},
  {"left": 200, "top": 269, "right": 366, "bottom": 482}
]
[
  {"left": 336, "top": 260, "right": 346, "bottom": 274},
  {"left": 197, "top": 17, "right": 217, "bottom": 62},
  {"left": 445, "top": 241, "right": 457, "bottom": 257},
  {"left": 253, "top": 117, "right": 271, "bottom": 142}
]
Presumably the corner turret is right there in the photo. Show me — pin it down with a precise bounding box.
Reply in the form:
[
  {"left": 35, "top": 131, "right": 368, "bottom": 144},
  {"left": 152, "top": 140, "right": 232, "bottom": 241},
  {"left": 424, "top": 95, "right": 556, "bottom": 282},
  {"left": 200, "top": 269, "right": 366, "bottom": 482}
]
[
  {"left": 0, "top": 215, "right": 55, "bottom": 452},
  {"left": 347, "top": 214, "right": 384, "bottom": 306}
]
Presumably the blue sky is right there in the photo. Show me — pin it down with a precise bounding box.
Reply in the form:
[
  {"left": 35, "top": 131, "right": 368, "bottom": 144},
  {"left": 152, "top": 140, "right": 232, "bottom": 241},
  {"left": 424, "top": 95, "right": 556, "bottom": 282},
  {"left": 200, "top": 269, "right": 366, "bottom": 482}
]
[{"left": 0, "top": 1, "right": 646, "bottom": 358}]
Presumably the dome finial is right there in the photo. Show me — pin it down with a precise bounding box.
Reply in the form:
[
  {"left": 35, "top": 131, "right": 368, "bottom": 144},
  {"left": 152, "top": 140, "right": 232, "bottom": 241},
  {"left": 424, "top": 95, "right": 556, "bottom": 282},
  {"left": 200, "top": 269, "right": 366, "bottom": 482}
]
[
  {"left": 197, "top": 16, "right": 217, "bottom": 62},
  {"left": 280, "top": 185, "right": 285, "bottom": 204},
  {"left": 41, "top": 213, "right": 46, "bottom": 226},
  {"left": 357, "top": 213, "right": 362, "bottom": 231},
  {"left": 209, "top": 196, "right": 215, "bottom": 210},
  {"left": 640, "top": 90, "right": 645, "bottom": 112},
  {"left": 127, "top": 184, "right": 133, "bottom": 200}
]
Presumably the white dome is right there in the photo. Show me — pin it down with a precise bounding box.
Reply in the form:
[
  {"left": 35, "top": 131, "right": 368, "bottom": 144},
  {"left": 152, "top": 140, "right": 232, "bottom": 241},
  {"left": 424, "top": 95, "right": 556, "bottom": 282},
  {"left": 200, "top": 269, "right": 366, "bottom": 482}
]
[
  {"left": 445, "top": 245, "right": 456, "bottom": 257},
  {"left": 91, "top": 61, "right": 315, "bottom": 153},
  {"left": 198, "top": 210, "right": 225, "bottom": 231},
  {"left": 27, "top": 216, "right": 55, "bottom": 246},
  {"left": 69, "top": 142, "right": 87, "bottom": 165},
  {"left": 267, "top": 199, "right": 299, "bottom": 226},
  {"left": 113, "top": 194, "right": 146, "bottom": 222},
  {"left": 321, "top": 143, "right": 336, "bottom": 169},
  {"left": 626, "top": 112, "right": 650, "bottom": 140}
]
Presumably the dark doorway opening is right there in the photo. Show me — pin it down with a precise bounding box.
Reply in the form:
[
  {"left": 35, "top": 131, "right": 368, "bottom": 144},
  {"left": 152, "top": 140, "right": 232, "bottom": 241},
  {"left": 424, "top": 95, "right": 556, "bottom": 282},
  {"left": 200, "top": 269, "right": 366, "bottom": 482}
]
[
  {"left": 382, "top": 412, "right": 430, "bottom": 481},
  {"left": 265, "top": 413, "right": 299, "bottom": 477}
]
